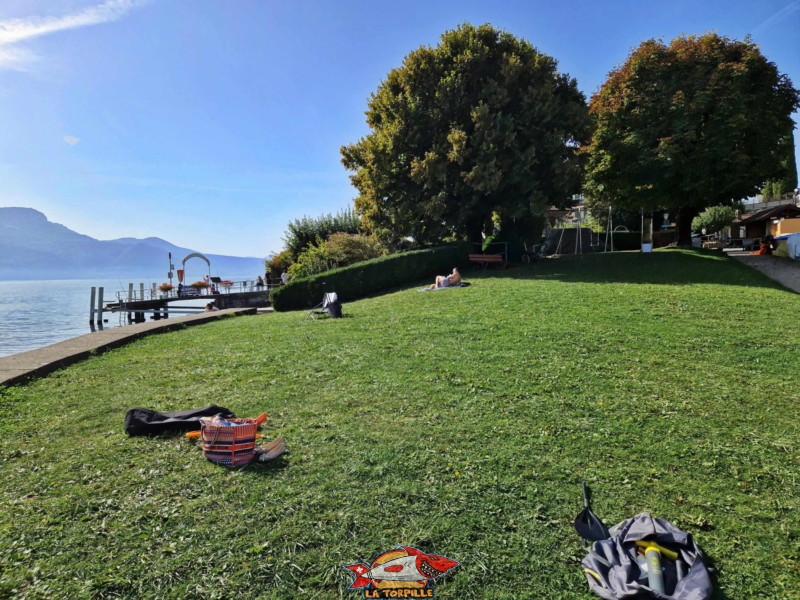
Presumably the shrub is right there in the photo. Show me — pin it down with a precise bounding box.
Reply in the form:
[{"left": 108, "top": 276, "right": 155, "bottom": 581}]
[
  {"left": 288, "top": 243, "right": 335, "bottom": 279},
  {"left": 270, "top": 243, "right": 470, "bottom": 311},
  {"left": 283, "top": 208, "right": 361, "bottom": 259},
  {"left": 288, "top": 233, "right": 387, "bottom": 279},
  {"left": 691, "top": 205, "right": 737, "bottom": 235},
  {"left": 325, "top": 232, "right": 386, "bottom": 264}
]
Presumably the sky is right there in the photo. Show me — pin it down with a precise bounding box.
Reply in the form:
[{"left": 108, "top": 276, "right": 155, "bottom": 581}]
[{"left": 0, "top": 0, "right": 798, "bottom": 258}]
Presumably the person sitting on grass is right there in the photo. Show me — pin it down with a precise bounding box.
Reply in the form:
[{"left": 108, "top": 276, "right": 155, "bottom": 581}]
[{"left": 429, "top": 267, "right": 462, "bottom": 289}]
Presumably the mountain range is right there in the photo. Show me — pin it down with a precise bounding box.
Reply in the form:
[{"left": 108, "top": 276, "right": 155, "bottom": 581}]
[{"left": 0, "top": 207, "right": 265, "bottom": 280}]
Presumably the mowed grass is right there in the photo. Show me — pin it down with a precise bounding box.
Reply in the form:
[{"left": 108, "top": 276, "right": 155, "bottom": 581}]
[{"left": 1, "top": 249, "right": 798, "bottom": 599}]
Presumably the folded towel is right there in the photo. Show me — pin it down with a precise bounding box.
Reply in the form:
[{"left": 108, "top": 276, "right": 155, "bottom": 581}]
[{"left": 418, "top": 282, "right": 471, "bottom": 292}]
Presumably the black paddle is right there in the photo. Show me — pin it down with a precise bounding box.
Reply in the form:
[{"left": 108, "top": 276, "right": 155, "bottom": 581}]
[{"left": 574, "top": 481, "right": 610, "bottom": 542}]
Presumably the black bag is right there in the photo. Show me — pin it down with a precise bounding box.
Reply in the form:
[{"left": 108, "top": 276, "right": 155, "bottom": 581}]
[
  {"left": 125, "top": 405, "right": 235, "bottom": 436},
  {"left": 582, "top": 512, "right": 713, "bottom": 599},
  {"left": 326, "top": 299, "right": 342, "bottom": 318}
]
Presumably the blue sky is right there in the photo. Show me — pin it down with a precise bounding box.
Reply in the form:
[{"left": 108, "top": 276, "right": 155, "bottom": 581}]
[{"left": 0, "top": 0, "right": 798, "bottom": 258}]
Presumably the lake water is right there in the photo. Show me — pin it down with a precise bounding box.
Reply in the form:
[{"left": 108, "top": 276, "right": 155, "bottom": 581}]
[{"left": 0, "top": 278, "right": 217, "bottom": 358}]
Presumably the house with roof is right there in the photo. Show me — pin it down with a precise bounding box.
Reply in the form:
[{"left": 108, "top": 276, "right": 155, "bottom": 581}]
[{"left": 734, "top": 203, "right": 800, "bottom": 240}]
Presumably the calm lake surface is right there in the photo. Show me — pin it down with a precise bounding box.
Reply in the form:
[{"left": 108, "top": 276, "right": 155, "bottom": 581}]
[{"left": 0, "top": 278, "right": 214, "bottom": 358}]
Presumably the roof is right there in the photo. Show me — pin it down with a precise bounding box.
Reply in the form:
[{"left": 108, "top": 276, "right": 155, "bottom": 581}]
[{"left": 736, "top": 203, "right": 800, "bottom": 224}]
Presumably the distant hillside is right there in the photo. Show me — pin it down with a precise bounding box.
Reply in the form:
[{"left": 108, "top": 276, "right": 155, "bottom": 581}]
[{"left": 0, "top": 207, "right": 265, "bottom": 280}]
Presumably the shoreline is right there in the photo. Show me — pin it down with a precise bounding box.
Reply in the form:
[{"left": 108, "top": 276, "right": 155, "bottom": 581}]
[
  {"left": 0, "top": 277, "right": 263, "bottom": 358},
  {"left": 0, "top": 308, "right": 257, "bottom": 388}
]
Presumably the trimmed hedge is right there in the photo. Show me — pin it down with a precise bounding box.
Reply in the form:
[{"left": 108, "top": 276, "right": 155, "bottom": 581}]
[{"left": 270, "top": 243, "right": 471, "bottom": 311}]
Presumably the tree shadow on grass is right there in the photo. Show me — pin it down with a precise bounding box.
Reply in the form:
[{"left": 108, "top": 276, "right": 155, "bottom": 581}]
[{"left": 479, "top": 249, "right": 788, "bottom": 291}]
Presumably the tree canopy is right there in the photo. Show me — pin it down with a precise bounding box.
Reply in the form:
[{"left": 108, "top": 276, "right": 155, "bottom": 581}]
[
  {"left": 583, "top": 34, "right": 800, "bottom": 242},
  {"left": 341, "top": 23, "right": 588, "bottom": 245},
  {"left": 761, "top": 130, "right": 798, "bottom": 199}
]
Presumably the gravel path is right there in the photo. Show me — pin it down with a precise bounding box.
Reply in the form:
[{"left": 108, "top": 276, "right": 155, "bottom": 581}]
[{"left": 727, "top": 250, "right": 800, "bottom": 294}]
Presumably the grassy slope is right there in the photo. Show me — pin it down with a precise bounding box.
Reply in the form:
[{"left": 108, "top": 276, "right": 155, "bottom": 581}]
[{"left": 1, "top": 250, "right": 798, "bottom": 599}]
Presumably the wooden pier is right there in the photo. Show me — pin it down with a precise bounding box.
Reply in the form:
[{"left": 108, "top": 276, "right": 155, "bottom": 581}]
[{"left": 89, "top": 284, "right": 271, "bottom": 326}]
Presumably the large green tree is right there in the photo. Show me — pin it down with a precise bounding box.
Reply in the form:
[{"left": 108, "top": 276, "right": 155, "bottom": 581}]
[
  {"left": 761, "top": 130, "right": 798, "bottom": 199},
  {"left": 341, "top": 23, "right": 588, "bottom": 246},
  {"left": 584, "top": 34, "right": 800, "bottom": 243}
]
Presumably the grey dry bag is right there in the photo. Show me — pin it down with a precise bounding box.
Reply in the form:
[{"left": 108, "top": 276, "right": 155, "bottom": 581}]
[{"left": 581, "top": 512, "right": 713, "bottom": 600}]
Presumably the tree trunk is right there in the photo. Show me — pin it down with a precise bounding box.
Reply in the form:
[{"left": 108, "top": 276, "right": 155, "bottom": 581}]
[{"left": 676, "top": 206, "right": 700, "bottom": 246}]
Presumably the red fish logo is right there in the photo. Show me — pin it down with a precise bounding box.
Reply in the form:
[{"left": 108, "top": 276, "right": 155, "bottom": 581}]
[{"left": 342, "top": 546, "right": 459, "bottom": 597}]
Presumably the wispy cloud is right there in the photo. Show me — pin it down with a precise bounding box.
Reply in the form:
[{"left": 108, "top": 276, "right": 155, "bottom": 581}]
[
  {"left": 63, "top": 135, "right": 80, "bottom": 146},
  {"left": 0, "top": 0, "right": 149, "bottom": 70},
  {"left": 753, "top": 1, "right": 800, "bottom": 36}
]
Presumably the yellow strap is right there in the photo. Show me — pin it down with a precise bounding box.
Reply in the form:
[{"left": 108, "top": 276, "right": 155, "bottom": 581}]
[{"left": 583, "top": 568, "right": 604, "bottom": 585}]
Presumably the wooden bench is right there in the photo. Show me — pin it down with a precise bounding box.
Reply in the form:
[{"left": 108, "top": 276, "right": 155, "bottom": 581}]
[{"left": 468, "top": 253, "right": 506, "bottom": 270}]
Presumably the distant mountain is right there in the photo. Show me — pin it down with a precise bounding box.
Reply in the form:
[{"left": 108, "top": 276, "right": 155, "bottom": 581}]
[{"left": 0, "top": 207, "right": 265, "bottom": 280}]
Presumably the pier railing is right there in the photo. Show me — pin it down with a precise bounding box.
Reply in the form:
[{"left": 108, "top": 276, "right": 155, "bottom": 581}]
[
  {"left": 90, "top": 280, "right": 278, "bottom": 326},
  {"left": 110, "top": 280, "right": 280, "bottom": 303}
]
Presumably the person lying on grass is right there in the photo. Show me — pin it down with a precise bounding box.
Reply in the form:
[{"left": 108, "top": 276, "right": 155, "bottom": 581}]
[{"left": 429, "top": 267, "right": 462, "bottom": 289}]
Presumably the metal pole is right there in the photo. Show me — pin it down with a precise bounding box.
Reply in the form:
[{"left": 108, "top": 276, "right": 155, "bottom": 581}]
[
  {"left": 96, "top": 287, "right": 104, "bottom": 324},
  {"left": 89, "top": 287, "right": 96, "bottom": 323}
]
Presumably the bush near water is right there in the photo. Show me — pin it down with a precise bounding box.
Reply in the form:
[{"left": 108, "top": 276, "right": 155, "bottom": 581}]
[{"left": 270, "top": 243, "right": 470, "bottom": 311}]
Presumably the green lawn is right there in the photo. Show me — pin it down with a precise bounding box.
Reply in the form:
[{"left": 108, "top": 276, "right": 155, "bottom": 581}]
[{"left": 1, "top": 249, "right": 798, "bottom": 599}]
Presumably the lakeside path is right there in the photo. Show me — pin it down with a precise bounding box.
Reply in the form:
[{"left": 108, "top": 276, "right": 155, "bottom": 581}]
[
  {"left": 0, "top": 308, "right": 257, "bottom": 387},
  {"left": 727, "top": 250, "right": 800, "bottom": 293}
]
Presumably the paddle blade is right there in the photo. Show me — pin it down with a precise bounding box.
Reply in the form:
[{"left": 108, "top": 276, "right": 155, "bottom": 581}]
[
  {"left": 574, "top": 483, "right": 610, "bottom": 541},
  {"left": 574, "top": 508, "right": 610, "bottom": 541}
]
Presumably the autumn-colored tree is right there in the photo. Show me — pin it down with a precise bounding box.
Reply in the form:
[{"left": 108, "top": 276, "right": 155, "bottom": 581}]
[
  {"left": 264, "top": 250, "right": 293, "bottom": 277},
  {"left": 584, "top": 34, "right": 799, "bottom": 244},
  {"left": 341, "top": 23, "right": 588, "bottom": 246}
]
